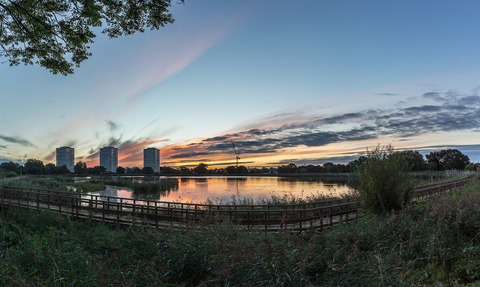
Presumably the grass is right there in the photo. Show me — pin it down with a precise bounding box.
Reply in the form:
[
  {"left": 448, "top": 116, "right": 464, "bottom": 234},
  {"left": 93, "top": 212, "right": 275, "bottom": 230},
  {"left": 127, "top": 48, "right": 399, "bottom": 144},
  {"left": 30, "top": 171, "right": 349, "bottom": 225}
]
[
  {"left": 200, "top": 190, "right": 352, "bottom": 208},
  {"left": 410, "top": 170, "right": 472, "bottom": 186},
  {"left": 0, "top": 176, "right": 479, "bottom": 285},
  {"left": 0, "top": 176, "right": 179, "bottom": 194},
  {"left": 99, "top": 178, "right": 179, "bottom": 193}
]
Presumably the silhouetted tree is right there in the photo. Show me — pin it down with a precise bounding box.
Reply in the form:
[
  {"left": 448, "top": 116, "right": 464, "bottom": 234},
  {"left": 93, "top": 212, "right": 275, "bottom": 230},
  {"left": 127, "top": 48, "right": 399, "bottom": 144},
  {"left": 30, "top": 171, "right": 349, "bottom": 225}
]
[
  {"left": 323, "top": 162, "right": 335, "bottom": 173},
  {"left": 277, "top": 163, "right": 297, "bottom": 173},
  {"left": 193, "top": 163, "right": 208, "bottom": 175},
  {"left": 237, "top": 165, "right": 248, "bottom": 174},
  {"left": 116, "top": 166, "right": 126, "bottom": 174},
  {"left": 179, "top": 166, "right": 191, "bottom": 175},
  {"left": 396, "top": 150, "right": 426, "bottom": 171},
  {"left": 161, "top": 166, "right": 177, "bottom": 174},
  {"left": 0, "top": 161, "right": 21, "bottom": 174},
  {"left": 426, "top": 149, "right": 470, "bottom": 171},
  {"left": 74, "top": 162, "right": 88, "bottom": 174},
  {"left": 24, "top": 159, "right": 46, "bottom": 175},
  {"left": 143, "top": 167, "right": 154, "bottom": 174},
  {"left": 90, "top": 166, "right": 106, "bottom": 174},
  {"left": 348, "top": 156, "right": 367, "bottom": 172},
  {"left": 46, "top": 163, "right": 58, "bottom": 174},
  {"left": 57, "top": 165, "right": 70, "bottom": 174},
  {"left": 226, "top": 166, "right": 237, "bottom": 175}
]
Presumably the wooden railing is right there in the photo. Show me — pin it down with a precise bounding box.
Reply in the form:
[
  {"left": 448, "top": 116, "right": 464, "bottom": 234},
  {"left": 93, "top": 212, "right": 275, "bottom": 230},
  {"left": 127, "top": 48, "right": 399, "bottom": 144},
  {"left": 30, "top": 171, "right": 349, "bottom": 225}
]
[
  {"left": 413, "top": 174, "right": 476, "bottom": 200},
  {"left": 0, "top": 174, "right": 476, "bottom": 231}
]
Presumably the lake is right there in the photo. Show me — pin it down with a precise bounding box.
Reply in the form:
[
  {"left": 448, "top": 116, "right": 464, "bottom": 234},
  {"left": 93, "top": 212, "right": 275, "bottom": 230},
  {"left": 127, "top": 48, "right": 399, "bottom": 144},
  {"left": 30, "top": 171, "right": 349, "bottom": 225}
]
[{"left": 87, "top": 176, "right": 352, "bottom": 204}]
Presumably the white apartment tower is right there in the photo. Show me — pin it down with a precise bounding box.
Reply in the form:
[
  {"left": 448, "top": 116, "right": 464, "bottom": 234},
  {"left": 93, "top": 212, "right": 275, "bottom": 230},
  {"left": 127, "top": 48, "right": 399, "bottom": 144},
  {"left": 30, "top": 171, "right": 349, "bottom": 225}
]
[
  {"left": 100, "top": 146, "right": 118, "bottom": 173},
  {"left": 56, "top": 147, "right": 75, "bottom": 172},
  {"left": 144, "top": 148, "right": 160, "bottom": 173}
]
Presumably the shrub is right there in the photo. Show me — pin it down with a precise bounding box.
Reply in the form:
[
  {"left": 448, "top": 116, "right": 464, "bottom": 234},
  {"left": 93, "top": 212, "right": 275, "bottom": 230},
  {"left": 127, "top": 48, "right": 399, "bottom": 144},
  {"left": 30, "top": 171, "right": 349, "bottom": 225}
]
[{"left": 355, "top": 144, "right": 414, "bottom": 214}]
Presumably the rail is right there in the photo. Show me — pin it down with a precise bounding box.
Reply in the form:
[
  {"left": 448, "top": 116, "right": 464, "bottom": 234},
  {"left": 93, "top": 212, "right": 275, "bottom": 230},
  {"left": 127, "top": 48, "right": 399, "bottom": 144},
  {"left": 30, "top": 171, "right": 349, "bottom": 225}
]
[{"left": 0, "top": 174, "right": 476, "bottom": 231}]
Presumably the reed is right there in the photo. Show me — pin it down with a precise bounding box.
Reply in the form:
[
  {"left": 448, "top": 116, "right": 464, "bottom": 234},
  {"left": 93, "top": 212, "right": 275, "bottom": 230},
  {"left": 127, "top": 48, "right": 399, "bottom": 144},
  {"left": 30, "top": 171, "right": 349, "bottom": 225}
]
[
  {"left": 0, "top": 177, "right": 479, "bottom": 285},
  {"left": 98, "top": 178, "right": 179, "bottom": 193}
]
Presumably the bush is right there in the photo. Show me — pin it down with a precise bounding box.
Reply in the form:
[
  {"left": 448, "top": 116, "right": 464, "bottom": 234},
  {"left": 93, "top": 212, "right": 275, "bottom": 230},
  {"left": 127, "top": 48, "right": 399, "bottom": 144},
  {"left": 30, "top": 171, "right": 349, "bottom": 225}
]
[{"left": 355, "top": 144, "right": 414, "bottom": 214}]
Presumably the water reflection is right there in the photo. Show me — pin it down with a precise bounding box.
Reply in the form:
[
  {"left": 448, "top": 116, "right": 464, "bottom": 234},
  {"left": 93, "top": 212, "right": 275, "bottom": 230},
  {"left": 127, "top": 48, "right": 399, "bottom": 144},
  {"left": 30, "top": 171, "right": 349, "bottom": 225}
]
[{"left": 87, "top": 176, "right": 351, "bottom": 204}]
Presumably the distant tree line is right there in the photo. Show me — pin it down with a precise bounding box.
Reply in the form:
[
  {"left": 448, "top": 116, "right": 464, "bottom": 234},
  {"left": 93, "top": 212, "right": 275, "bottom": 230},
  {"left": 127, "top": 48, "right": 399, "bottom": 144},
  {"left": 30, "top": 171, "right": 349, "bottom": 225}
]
[
  {"left": 160, "top": 164, "right": 256, "bottom": 175},
  {"left": 0, "top": 148, "right": 477, "bottom": 177},
  {"left": 350, "top": 149, "right": 475, "bottom": 173}
]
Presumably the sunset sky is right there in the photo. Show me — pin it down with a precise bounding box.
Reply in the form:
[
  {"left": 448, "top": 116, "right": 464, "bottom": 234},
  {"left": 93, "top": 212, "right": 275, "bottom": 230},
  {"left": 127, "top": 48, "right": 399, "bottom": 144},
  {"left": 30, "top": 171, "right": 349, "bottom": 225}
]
[{"left": 1, "top": 0, "right": 480, "bottom": 168}]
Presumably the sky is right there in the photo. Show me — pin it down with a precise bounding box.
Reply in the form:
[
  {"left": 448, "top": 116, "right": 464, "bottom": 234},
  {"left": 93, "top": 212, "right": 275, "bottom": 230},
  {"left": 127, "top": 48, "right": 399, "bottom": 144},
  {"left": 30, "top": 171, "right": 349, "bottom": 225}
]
[{"left": 1, "top": 0, "right": 480, "bottom": 168}]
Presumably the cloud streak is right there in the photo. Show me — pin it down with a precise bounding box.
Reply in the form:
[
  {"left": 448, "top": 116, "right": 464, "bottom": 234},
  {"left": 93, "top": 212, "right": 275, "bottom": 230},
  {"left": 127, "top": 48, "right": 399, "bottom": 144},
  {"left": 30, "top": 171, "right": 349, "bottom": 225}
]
[
  {"left": 161, "top": 89, "right": 480, "bottom": 165},
  {"left": 0, "top": 135, "right": 36, "bottom": 147}
]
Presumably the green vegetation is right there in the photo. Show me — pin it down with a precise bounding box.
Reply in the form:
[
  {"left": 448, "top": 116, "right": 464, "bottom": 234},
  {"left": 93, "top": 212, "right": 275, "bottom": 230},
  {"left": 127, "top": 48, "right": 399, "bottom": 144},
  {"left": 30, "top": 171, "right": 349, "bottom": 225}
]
[
  {"left": 74, "top": 162, "right": 88, "bottom": 175},
  {"left": 99, "top": 178, "right": 178, "bottom": 193},
  {"left": 0, "top": 0, "right": 185, "bottom": 75},
  {"left": 0, "top": 176, "right": 178, "bottom": 194},
  {"left": 410, "top": 171, "right": 468, "bottom": 186},
  {"left": 354, "top": 144, "right": 414, "bottom": 214},
  {"left": 0, "top": 177, "right": 478, "bottom": 285},
  {"left": 202, "top": 190, "right": 351, "bottom": 207},
  {"left": 426, "top": 148, "right": 471, "bottom": 171}
]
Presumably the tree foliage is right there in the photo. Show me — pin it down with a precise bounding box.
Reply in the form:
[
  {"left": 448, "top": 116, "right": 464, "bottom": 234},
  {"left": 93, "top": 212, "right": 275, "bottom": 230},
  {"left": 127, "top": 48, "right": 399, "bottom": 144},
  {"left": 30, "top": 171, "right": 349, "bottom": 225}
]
[
  {"left": 193, "top": 163, "right": 208, "bottom": 175},
  {"left": 89, "top": 165, "right": 106, "bottom": 174},
  {"left": 0, "top": 161, "right": 21, "bottom": 174},
  {"left": 142, "top": 166, "right": 154, "bottom": 174},
  {"left": 56, "top": 164, "right": 70, "bottom": 174},
  {"left": 131, "top": 166, "right": 142, "bottom": 174},
  {"left": 354, "top": 145, "right": 414, "bottom": 214},
  {"left": 116, "top": 166, "right": 125, "bottom": 174},
  {"left": 160, "top": 166, "right": 177, "bottom": 174},
  {"left": 45, "top": 163, "right": 69, "bottom": 174},
  {"left": 0, "top": 0, "right": 184, "bottom": 75},
  {"left": 74, "top": 161, "right": 87, "bottom": 174},
  {"left": 426, "top": 149, "right": 470, "bottom": 171},
  {"left": 178, "top": 166, "right": 191, "bottom": 175},
  {"left": 24, "top": 158, "right": 46, "bottom": 174},
  {"left": 396, "top": 150, "right": 426, "bottom": 171}
]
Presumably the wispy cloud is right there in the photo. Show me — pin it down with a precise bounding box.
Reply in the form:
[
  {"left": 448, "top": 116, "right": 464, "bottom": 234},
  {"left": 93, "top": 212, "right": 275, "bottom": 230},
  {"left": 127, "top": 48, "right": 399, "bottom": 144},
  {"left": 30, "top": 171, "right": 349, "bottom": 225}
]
[
  {"left": 0, "top": 135, "right": 36, "bottom": 147},
  {"left": 49, "top": 114, "right": 92, "bottom": 139},
  {"left": 138, "top": 117, "right": 161, "bottom": 133},
  {"left": 160, "top": 89, "right": 480, "bottom": 165},
  {"left": 106, "top": 120, "right": 119, "bottom": 131},
  {"left": 108, "top": 11, "right": 247, "bottom": 122},
  {"left": 80, "top": 135, "right": 168, "bottom": 167},
  {"left": 377, "top": 92, "right": 401, "bottom": 96}
]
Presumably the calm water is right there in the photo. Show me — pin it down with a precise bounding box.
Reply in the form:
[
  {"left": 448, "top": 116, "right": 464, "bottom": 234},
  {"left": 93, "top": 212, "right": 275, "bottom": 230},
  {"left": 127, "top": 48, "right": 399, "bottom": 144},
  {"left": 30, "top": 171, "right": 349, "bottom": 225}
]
[{"left": 87, "top": 176, "right": 352, "bottom": 204}]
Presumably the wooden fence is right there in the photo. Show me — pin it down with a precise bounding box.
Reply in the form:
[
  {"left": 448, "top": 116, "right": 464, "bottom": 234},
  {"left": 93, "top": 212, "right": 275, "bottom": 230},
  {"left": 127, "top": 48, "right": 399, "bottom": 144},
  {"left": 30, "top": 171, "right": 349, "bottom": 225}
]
[{"left": 0, "top": 174, "right": 476, "bottom": 231}]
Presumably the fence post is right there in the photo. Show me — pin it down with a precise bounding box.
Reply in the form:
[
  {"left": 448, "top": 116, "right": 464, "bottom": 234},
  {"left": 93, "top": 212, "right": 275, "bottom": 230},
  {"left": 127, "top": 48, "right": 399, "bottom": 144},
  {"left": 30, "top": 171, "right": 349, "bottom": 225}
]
[
  {"left": 299, "top": 210, "right": 302, "bottom": 230},
  {"left": 155, "top": 202, "right": 158, "bottom": 229}
]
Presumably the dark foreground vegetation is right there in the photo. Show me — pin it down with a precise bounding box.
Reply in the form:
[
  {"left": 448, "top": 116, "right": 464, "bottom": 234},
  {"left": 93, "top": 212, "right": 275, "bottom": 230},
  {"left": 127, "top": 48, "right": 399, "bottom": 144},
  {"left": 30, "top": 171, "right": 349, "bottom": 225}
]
[{"left": 0, "top": 177, "right": 478, "bottom": 286}]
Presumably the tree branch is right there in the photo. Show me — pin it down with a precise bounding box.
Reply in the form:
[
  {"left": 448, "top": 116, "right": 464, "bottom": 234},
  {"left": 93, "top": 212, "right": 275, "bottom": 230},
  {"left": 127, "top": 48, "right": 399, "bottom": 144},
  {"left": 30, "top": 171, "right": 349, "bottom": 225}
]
[
  {"left": 6, "top": 0, "right": 67, "bottom": 43},
  {"left": 0, "top": 2, "right": 36, "bottom": 44}
]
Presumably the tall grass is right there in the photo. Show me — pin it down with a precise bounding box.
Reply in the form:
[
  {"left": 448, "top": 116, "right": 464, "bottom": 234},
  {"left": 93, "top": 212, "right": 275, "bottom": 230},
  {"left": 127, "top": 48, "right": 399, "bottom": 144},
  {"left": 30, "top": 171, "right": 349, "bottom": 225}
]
[
  {"left": 0, "top": 176, "right": 66, "bottom": 190},
  {"left": 0, "top": 177, "right": 478, "bottom": 285},
  {"left": 201, "top": 189, "right": 351, "bottom": 207},
  {"left": 0, "top": 176, "right": 179, "bottom": 194},
  {"left": 99, "top": 178, "right": 179, "bottom": 193}
]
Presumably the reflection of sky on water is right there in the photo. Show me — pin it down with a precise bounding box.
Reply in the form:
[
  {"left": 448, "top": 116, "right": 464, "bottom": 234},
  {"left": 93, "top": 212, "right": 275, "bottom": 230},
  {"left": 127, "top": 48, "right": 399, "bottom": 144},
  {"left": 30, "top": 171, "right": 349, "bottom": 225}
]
[{"left": 87, "top": 176, "right": 350, "bottom": 204}]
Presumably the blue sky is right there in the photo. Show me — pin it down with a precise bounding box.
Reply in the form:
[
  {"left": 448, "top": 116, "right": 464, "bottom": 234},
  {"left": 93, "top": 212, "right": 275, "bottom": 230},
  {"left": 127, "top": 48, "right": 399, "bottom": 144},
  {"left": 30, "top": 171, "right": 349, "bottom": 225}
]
[{"left": 1, "top": 0, "right": 480, "bottom": 167}]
